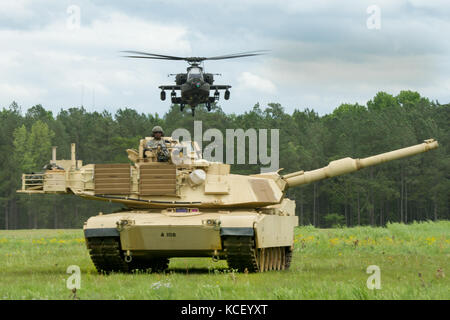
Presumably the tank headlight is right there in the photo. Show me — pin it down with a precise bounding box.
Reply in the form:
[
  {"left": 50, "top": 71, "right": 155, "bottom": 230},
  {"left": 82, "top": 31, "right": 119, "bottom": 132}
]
[{"left": 202, "top": 219, "right": 220, "bottom": 226}]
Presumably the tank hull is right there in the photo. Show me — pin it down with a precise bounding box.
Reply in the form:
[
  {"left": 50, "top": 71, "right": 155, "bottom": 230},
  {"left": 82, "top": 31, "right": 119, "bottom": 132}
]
[{"left": 83, "top": 207, "right": 298, "bottom": 272}]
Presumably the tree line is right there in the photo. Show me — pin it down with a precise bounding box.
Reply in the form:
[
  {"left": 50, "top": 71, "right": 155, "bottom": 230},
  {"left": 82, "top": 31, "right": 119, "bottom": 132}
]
[{"left": 0, "top": 90, "right": 448, "bottom": 229}]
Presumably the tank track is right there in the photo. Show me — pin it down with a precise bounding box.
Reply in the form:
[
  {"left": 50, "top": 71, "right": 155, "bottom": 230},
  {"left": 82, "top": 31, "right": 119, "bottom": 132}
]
[
  {"left": 86, "top": 237, "right": 169, "bottom": 274},
  {"left": 223, "top": 236, "right": 259, "bottom": 273},
  {"left": 224, "top": 236, "right": 293, "bottom": 272}
]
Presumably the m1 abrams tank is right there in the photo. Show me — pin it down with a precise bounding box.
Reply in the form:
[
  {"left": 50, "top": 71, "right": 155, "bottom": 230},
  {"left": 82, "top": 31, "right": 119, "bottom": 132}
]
[{"left": 18, "top": 137, "right": 438, "bottom": 273}]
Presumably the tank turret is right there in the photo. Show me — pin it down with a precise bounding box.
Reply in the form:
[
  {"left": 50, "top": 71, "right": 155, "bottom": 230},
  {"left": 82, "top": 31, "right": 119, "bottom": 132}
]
[{"left": 17, "top": 138, "right": 439, "bottom": 273}]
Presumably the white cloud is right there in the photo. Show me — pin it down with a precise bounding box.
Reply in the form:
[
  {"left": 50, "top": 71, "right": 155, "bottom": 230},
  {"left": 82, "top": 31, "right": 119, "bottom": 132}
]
[
  {"left": 0, "top": 84, "right": 47, "bottom": 101},
  {"left": 0, "top": 11, "right": 191, "bottom": 112},
  {"left": 0, "top": 0, "right": 34, "bottom": 20},
  {"left": 238, "top": 72, "right": 277, "bottom": 94},
  {"left": 0, "top": 0, "right": 449, "bottom": 115}
]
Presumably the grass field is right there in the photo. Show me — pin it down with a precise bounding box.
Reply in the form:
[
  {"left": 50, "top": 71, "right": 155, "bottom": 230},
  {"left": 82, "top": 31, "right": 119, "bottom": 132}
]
[{"left": 0, "top": 221, "right": 448, "bottom": 300}]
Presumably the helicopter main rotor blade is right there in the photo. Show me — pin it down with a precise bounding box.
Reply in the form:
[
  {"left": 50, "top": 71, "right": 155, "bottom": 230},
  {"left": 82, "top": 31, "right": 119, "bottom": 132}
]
[
  {"left": 121, "top": 51, "right": 186, "bottom": 60},
  {"left": 122, "top": 55, "right": 182, "bottom": 60},
  {"left": 121, "top": 50, "right": 269, "bottom": 62},
  {"left": 205, "top": 50, "right": 269, "bottom": 61},
  {"left": 207, "top": 50, "right": 270, "bottom": 58}
]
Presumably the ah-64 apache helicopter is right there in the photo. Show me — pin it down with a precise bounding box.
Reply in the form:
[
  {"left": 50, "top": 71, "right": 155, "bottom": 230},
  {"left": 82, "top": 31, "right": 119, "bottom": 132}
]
[{"left": 122, "top": 50, "right": 267, "bottom": 116}]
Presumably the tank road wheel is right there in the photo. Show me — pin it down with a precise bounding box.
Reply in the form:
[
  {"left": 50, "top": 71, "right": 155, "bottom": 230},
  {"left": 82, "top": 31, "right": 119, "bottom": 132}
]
[
  {"left": 258, "top": 248, "right": 265, "bottom": 272},
  {"left": 257, "top": 246, "right": 291, "bottom": 272},
  {"left": 272, "top": 248, "right": 278, "bottom": 270},
  {"left": 276, "top": 247, "right": 282, "bottom": 270},
  {"left": 263, "top": 248, "right": 270, "bottom": 271},
  {"left": 223, "top": 236, "right": 292, "bottom": 272},
  {"left": 224, "top": 236, "right": 293, "bottom": 273}
]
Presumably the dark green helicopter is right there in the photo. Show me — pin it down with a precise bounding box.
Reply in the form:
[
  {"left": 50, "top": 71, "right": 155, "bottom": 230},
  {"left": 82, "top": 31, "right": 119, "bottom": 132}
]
[{"left": 122, "top": 50, "right": 267, "bottom": 115}]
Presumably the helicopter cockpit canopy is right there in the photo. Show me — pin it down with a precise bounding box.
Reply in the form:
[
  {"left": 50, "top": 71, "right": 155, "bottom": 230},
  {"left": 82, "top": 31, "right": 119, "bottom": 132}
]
[{"left": 187, "top": 67, "right": 202, "bottom": 80}]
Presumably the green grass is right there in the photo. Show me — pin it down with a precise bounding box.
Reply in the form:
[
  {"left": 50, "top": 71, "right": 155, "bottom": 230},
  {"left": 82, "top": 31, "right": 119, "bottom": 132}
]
[{"left": 0, "top": 221, "right": 448, "bottom": 300}]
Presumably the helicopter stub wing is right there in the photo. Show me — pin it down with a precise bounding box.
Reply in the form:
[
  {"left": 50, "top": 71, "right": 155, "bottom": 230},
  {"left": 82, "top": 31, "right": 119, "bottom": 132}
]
[
  {"left": 159, "top": 85, "right": 181, "bottom": 90},
  {"left": 210, "top": 85, "right": 231, "bottom": 90}
]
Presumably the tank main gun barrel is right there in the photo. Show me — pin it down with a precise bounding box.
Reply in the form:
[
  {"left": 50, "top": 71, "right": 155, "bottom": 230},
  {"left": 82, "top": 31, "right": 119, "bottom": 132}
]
[{"left": 282, "top": 139, "right": 438, "bottom": 189}]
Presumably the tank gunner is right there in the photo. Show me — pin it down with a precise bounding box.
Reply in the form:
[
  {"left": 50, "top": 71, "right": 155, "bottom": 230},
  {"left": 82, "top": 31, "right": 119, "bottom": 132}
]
[{"left": 145, "top": 126, "right": 170, "bottom": 162}]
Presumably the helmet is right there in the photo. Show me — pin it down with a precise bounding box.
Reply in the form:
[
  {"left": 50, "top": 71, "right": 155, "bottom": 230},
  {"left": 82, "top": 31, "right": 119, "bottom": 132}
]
[{"left": 152, "top": 126, "right": 164, "bottom": 136}]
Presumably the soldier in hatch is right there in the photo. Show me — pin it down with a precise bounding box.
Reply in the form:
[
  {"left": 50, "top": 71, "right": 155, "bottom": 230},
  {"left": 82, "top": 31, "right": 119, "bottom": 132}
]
[{"left": 146, "top": 126, "right": 170, "bottom": 162}]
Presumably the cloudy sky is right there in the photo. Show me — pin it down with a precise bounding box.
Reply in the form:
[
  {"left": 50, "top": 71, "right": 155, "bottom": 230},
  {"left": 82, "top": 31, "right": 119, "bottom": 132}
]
[{"left": 1, "top": 0, "right": 449, "bottom": 116}]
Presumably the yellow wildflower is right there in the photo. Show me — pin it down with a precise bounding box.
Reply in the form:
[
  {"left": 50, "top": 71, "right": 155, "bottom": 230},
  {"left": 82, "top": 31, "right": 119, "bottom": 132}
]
[{"left": 329, "top": 238, "right": 340, "bottom": 246}]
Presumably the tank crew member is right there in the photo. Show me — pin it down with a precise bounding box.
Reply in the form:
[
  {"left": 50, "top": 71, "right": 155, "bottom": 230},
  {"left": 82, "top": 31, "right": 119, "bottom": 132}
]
[{"left": 146, "top": 126, "right": 170, "bottom": 162}]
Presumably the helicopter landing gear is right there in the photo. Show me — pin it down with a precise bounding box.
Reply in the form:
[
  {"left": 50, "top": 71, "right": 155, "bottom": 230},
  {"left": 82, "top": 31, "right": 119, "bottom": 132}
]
[
  {"left": 224, "top": 90, "right": 230, "bottom": 100},
  {"left": 160, "top": 90, "right": 166, "bottom": 101},
  {"left": 205, "top": 102, "right": 211, "bottom": 112},
  {"left": 172, "top": 97, "right": 182, "bottom": 104},
  {"left": 191, "top": 106, "right": 195, "bottom": 116}
]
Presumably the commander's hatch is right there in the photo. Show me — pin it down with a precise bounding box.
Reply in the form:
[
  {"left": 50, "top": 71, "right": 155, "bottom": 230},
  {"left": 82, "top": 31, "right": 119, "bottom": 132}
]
[{"left": 128, "top": 137, "right": 205, "bottom": 166}]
